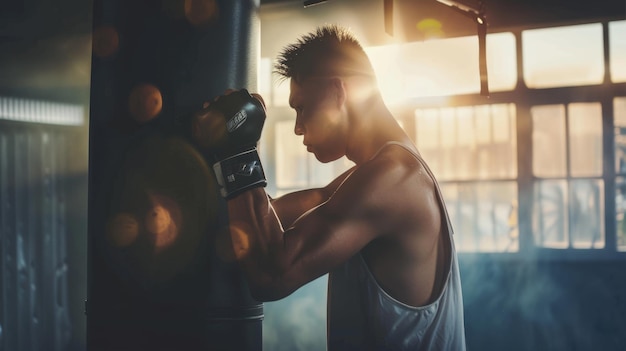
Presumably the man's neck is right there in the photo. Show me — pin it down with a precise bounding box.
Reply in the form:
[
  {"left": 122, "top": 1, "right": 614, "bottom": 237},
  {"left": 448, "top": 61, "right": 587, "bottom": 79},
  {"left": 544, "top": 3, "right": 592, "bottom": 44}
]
[{"left": 345, "top": 106, "right": 407, "bottom": 165}]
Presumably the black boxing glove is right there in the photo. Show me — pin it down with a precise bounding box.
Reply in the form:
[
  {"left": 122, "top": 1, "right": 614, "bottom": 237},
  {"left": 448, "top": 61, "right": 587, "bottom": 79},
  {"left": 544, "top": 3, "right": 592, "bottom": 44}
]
[{"left": 192, "top": 89, "right": 267, "bottom": 199}]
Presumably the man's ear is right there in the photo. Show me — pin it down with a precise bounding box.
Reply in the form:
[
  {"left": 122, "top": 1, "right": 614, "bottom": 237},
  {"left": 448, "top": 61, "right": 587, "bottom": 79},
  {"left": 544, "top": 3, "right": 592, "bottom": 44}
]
[{"left": 331, "top": 77, "right": 346, "bottom": 107}]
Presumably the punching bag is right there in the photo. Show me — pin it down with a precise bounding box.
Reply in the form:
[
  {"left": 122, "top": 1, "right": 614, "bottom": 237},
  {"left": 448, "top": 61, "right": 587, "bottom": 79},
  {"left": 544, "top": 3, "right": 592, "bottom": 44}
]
[{"left": 86, "top": 0, "right": 263, "bottom": 350}]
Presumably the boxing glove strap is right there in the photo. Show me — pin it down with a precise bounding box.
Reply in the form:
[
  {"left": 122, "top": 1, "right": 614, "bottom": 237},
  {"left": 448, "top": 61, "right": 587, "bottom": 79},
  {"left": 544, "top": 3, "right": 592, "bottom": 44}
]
[{"left": 213, "top": 148, "right": 267, "bottom": 199}]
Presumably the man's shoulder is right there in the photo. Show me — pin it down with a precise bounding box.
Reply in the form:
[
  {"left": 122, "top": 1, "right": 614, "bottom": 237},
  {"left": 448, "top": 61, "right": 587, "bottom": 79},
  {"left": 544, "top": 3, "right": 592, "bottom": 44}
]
[{"left": 362, "top": 142, "right": 433, "bottom": 188}]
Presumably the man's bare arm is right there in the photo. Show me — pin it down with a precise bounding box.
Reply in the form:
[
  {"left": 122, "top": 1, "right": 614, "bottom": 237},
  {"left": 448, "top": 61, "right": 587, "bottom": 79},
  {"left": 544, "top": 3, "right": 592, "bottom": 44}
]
[
  {"left": 270, "top": 166, "right": 355, "bottom": 229},
  {"left": 225, "top": 154, "right": 421, "bottom": 301}
]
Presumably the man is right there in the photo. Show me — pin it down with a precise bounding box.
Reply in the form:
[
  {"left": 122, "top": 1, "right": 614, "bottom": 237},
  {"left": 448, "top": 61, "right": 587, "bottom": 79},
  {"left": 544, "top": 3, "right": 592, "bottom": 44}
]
[{"left": 193, "top": 24, "right": 466, "bottom": 350}]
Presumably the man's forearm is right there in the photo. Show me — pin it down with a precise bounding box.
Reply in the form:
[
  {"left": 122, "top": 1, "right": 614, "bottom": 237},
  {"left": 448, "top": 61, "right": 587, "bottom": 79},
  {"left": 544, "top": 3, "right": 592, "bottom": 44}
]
[
  {"left": 227, "top": 188, "right": 291, "bottom": 300},
  {"left": 271, "top": 188, "right": 326, "bottom": 229}
]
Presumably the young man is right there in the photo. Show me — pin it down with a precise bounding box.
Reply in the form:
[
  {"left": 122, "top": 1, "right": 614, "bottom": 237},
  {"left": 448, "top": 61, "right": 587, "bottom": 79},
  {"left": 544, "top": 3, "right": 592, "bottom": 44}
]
[{"left": 193, "top": 24, "right": 466, "bottom": 350}]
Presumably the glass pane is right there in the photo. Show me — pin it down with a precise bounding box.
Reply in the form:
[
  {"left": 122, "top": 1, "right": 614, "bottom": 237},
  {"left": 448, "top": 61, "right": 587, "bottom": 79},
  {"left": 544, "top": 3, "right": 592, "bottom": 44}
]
[
  {"left": 523, "top": 23, "right": 604, "bottom": 88},
  {"left": 441, "top": 182, "right": 518, "bottom": 253},
  {"left": 615, "top": 97, "right": 626, "bottom": 173},
  {"left": 533, "top": 180, "right": 568, "bottom": 248},
  {"left": 491, "top": 104, "right": 518, "bottom": 178},
  {"left": 487, "top": 32, "right": 518, "bottom": 92},
  {"left": 275, "top": 120, "right": 308, "bottom": 188},
  {"left": 569, "top": 179, "right": 604, "bottom": 249},
  {"left": 568, "top": 103, "right": 603, "bottom": 176},
  {"left": 532, "top": 105, "right": 566, "bottom": 177},
  {"left": 616, "top": 177, "right": 626, "bottom": 251},
  {"left": 415, "top": 104, "right": 517, "bottom": 181},
  {"left": 366, "top": 32, "right": 517, "bottom": 101},
  {"left": 610, "top": 20, "right": 626, "bottom": 83}
]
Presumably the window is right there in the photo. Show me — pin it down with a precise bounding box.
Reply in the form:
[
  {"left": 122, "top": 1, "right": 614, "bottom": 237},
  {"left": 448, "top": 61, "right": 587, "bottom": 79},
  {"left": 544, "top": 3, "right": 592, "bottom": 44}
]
[
  {"left": 609, "top": 20, "right": 626, "bottom": 83},
  {"left": 0, "top": 96, "right": 84, "bottom": 126},
  {"left": 415, "top": 104, "right": 518, "bottom": 252},
  {"left": 522, "top": 23, "right": 604, "bottom": 88},
  {"left": 531, "top": 103, "right": 605, "bottom": 249},
  {"left": 416, "top": 104, "right": 517, "bottom": 181},
  {"left": 365, "top": 32, "right": 517, "bottom": 103}
]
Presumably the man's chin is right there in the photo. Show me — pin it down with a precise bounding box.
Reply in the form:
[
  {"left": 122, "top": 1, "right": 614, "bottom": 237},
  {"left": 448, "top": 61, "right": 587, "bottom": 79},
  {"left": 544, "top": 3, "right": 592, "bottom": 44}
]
[{"left": 313, "top": 152, "right": 341, "bottom": 164}]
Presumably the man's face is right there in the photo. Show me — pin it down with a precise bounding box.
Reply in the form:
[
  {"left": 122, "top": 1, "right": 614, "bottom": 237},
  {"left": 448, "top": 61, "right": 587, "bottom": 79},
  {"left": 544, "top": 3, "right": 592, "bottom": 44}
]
[{"left": 289, "top": 78, "right": 347, "bottom": 163}]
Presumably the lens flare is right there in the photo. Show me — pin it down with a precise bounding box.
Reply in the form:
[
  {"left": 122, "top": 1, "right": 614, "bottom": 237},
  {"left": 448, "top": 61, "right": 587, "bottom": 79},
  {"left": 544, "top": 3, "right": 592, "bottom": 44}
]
[
  {"left": 145, "top": 194, "right": 181, "bottom": 252},
  {"left": 230, "top": 224, "right": 251, "bottom": 260},
  {"left": 184, "top": 0, "right": 219, "bottom": 28},
  {"left": 215, "top": 223, "right": 251, "bottom": 262},
  {"left": 92, "top": 26, "right": 120, "bottom": 58},
  {"left": 129, "top": 83, "right": 163, "bottom": 123},
  {"left": 106, "top": 213, "right": 140, "bottom": 247},
  {"left": 416, "top": 18, "right": 445, "bottom": 39}
]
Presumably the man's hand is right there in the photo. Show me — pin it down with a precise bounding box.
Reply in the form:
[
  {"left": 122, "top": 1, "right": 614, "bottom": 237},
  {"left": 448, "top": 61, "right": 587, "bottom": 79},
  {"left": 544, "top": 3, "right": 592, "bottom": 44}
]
[{"left": 191, "top": 89, "right": 268, "bottom": 199}]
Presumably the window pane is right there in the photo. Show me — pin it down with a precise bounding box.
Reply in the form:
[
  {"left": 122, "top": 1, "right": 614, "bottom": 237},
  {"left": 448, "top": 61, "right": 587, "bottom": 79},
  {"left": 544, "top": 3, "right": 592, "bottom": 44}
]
[
  {"left": 523, "top": 24, "right": 604, "bottom": 88},
  {"left": 415, "top": 104, "right": 517, "bottom": 181},
  {"left": 532, "top": 105, "right": 566, "bottom": 177},
  {"left": 441, "top": 182, "right": 518, "bottom": 253},
  {"left": 487, "top": 32, "right": 518, "bottom": 91},
  {"left": 533, "top": 180, "right": 568, "bottom": 248},
  {"left": 533, "top": 179, "right": 604, "bottom": 249},
  {"left": 366, "top": 32, "right": 517, "bottom": 101},
  {"left": 617, "top": 177, "right": 626, "bottom": 251},
  {"left": 568, "top": 103, "right": 603, "bottom": 176},
  {"left": 275, "top": 121, "right": 308, "bottom": 188},
  {"left": 615, "top": 97, "right": 626, "bottom": 173},
  {"left": 610, "top": 20, "right": 626, "bottom": 83},
  {"left": 569, "top": 179, "right": 604, "bottom": 249}
]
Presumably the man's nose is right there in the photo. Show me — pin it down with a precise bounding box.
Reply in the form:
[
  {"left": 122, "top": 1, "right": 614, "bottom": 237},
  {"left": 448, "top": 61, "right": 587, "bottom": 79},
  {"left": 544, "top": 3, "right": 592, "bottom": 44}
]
[{"left": 294, "top": 122, "right": 304, "bottom": 136}]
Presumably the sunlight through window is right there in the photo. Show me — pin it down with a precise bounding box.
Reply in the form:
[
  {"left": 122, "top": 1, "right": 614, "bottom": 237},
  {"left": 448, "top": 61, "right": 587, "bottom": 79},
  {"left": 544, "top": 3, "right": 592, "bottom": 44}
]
[
  {"left": 365, "top": 32, "right": 516, "bottom": 102},
  {"left": 523, "top": 24, "right": 604, "bottom": 88},
  {"left": 610, "top": 20, "right": 626, "bottom": 83}
]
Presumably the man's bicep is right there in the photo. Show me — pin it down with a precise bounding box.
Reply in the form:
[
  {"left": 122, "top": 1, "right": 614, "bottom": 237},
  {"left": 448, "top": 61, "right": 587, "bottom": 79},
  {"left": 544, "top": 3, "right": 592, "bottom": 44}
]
[{"left": 278, "top": 196, "right": 380, "bottom": 292}]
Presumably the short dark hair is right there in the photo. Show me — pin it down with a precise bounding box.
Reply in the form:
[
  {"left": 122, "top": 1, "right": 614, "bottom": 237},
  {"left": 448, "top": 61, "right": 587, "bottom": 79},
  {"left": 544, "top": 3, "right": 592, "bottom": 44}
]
[{"left": 274, "top": 24, "right": 376, "bottom": 83}]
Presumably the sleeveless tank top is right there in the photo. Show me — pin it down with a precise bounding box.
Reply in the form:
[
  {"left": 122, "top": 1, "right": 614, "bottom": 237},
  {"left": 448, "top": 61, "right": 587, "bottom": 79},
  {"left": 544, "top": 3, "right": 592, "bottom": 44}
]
[{"left": 326, "top": 141, "right": 466, "bottom": 351}]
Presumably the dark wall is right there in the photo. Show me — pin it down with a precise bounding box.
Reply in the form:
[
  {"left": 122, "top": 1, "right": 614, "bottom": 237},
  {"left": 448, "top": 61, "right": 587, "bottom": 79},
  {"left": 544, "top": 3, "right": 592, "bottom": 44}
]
[{"left": 460, "top": 257, "right": 626, "bottom": 351}]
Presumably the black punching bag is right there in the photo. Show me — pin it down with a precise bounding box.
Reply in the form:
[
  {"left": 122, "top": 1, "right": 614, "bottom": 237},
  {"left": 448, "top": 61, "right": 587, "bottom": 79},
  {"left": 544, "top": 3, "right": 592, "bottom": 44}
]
[{"left": 86, "top": 0, "right": 263, "bottom": 350}]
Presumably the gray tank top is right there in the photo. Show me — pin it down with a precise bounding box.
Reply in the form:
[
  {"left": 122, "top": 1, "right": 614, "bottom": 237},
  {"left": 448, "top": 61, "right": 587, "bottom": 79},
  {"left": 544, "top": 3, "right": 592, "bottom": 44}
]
[{"left": 326, "top": 142, "right": 466, "bottom": 351}]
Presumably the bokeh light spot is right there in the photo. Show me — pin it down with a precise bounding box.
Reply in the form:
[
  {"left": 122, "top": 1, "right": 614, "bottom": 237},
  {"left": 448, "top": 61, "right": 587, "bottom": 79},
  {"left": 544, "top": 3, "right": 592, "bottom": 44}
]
[
  {"left": 129, "top": 83, "right": 163, "bottom": 123},
  {"left": 146, "top": 205, "right": 172, "bottom": 235},
  {"left": 230, "top": 224, "right": 251, "bottom": 260},
  {"left": 184, "top": 0, "right": 219, "bottom": 28},
  {"left": 92, "top": 26, "right": 120, "bottom": 58},
  {"left": 216, "top": 223, "right": 251, "bottom": 262},
  {"left": 416, "top": 18, "right": 445, "bottom": 39},
  {"left": 107, "top": 213, "right": 140, "bottom": 247},
  {"left": 145, "top": 195, "right": 181, "bottom": 252}
]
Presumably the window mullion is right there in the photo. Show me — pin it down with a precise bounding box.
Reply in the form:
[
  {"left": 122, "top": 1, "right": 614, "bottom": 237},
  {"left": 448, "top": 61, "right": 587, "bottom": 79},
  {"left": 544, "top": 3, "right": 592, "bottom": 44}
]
[{"left": 603, "top": 99, "right": 617, "bottom": 252}]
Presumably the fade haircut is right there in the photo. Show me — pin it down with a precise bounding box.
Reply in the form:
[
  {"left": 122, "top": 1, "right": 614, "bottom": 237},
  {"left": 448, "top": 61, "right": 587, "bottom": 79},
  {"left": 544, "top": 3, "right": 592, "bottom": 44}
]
[{"left": 274, "top": 24, "right": 376, "bottom": 83}]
